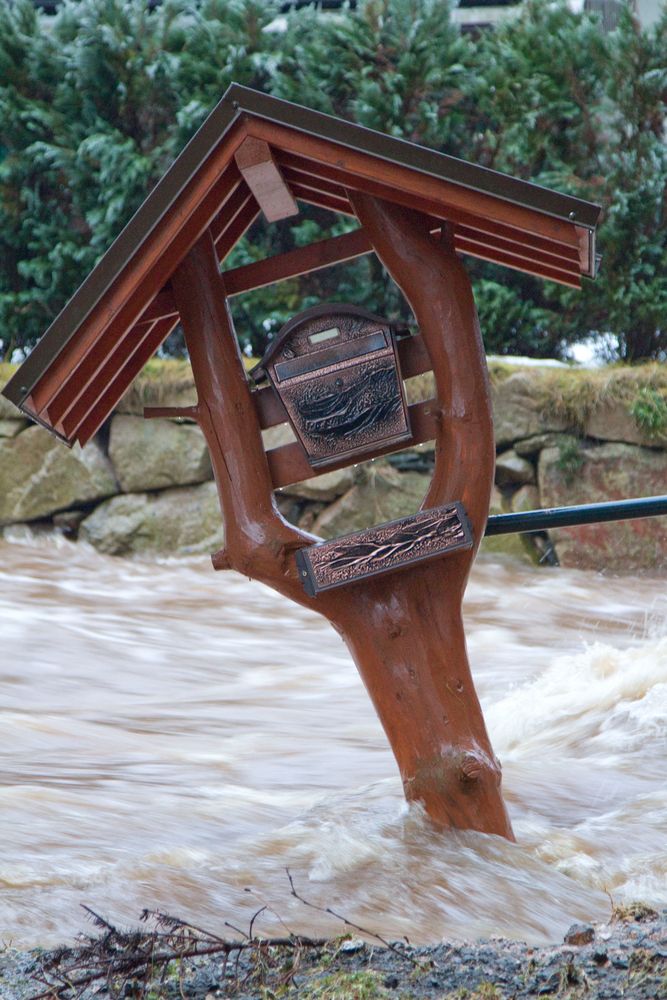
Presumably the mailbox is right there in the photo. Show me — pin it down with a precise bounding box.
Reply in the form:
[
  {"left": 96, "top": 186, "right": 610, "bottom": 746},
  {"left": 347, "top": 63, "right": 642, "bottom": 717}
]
[{"left": 252, "top": 304, "right": 412, "bottom": 468}]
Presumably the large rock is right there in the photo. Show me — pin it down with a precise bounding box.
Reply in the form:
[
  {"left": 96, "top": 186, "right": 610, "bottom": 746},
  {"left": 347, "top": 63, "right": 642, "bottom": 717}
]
[
  {"left": 405, "top": 371, "right": 435, "bottom": 404},
  {"left": 514, "top": 433, "right": 572, "bottom": 458},
  {"left": 109, "top": 415, "right": 212, "bottom": 492},
  {"left": 495, "top": 449, "right": 536, "bottom": 486},
  {"left": 115, "top": 364, "right": 197, "bottom": 415},
  {"left": 585, "top": 398, "right": 667, "bottom": 449},
  {"left": 0, "top": 426, "right": 117, "bottom": 525},
  {"left": 80, "top": 481, "right": 223, "bottom": 556},
  {"left": 280, "top": 466, "right": 355, "bottom": 502},
  {"left": 539, "top": 442, "right": 667, "bottom": 572},
  {"left": 492, "top": 372, "right": 568, "bottom": 448},
  {"left": 312, "top": 464, "right": 430, "bottom": 539},
  {"left": 510, "top": 484, "right": 540, "bottom": 513},
  {"left": 0, "top": 418, "right": 28, "bottom": 438},
  {"left": 479, "top": 485, "right": 536, "bottom": 563},
  {"left": 0, "top": 390, "right": 22, "bottom": 420},
  {"left": 262, "top": 422, "right": 296, "bottom": 450}
]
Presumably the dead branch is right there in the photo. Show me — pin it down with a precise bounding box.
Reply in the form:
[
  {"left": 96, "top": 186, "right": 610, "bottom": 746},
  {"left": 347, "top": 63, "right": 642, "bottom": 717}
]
[{"left": 28, "top": 906, "right": 328, "bottom": 1000}]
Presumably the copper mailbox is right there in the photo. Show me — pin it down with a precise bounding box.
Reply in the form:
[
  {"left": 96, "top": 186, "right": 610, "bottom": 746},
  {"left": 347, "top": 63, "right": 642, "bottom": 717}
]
[{"left": 252, "top": 304, "right": 412, "bottom": 468}]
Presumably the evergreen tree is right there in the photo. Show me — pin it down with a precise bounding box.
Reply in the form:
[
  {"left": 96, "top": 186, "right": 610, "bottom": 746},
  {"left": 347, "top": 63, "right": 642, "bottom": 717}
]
[
  {"left": 0, "top": 0, "right": 665, "bottom": 362},
  {"left": 0, "top": 0, "right": 278, "bottom": 359},
  {"left": 576, "top": 6, "right": 667, "bottom": 361}
]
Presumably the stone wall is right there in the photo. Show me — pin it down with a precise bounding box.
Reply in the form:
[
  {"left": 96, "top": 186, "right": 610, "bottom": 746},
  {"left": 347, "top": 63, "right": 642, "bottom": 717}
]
[{"left": 1, "top": 362, "right": 665, "bottom": 573}]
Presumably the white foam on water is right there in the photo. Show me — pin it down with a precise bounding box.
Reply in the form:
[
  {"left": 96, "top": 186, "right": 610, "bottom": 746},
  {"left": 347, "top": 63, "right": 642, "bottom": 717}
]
[{"left": 487, "top": 636, "right": 667, "bottom": 760}]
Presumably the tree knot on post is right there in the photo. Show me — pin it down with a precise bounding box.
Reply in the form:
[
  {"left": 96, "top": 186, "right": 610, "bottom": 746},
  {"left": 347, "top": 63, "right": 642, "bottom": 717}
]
[
  {"left": 211, "top": 547, "right": 232, "bottom": 571},
  {"left": 459, "top": 752, "right": 483, "bottom": 783}
]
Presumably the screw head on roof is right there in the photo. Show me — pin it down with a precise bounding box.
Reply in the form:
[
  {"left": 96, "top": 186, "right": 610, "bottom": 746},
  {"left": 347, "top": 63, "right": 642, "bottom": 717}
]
[{"left": 569, "top": 211, "right": 576, "bottom": 220}]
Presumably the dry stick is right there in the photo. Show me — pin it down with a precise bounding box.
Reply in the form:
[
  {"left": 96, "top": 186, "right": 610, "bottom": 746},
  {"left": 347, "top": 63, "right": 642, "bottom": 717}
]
[
  {"left": 286, "top": 868, "right": 426, "bottom": 970},
  {"left": 243, "top": 885, "right": 300, "bottom": 941},
  {"left": 248, "top": 905, "right": 267, "bottom": 940}
]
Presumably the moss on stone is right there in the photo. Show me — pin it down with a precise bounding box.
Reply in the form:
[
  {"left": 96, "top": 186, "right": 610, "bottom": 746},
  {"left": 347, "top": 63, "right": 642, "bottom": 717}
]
[
  {"left": 535, "top": 363, "right": 667, "bottom": 434},
  {"left": 0, "top": 362, "right": 18, "bottom": 386}
]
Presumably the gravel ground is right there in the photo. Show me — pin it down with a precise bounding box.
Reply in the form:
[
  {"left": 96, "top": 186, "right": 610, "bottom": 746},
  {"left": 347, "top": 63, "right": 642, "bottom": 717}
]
[{"left": 1, "top": 907, "right": 665, "bottom": 999}]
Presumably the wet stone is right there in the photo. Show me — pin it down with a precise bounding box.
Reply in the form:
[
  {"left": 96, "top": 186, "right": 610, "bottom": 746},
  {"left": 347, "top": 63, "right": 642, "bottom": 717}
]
[
  {"left": 109, "top": 414, "right": 212, "bottom": 492},
  {"left": 495, "top": 448, "right": 536, "bottom": 486},
  {"left": 386, "top": 449, "right": 435, "bottom": 474},
  {"left": 340, "top": 938, "right": 365, "bottom": 953},
  {"left": 564, "top": 923, "right": 595, "bottom": 946},
  {"left": 52, "top": 509, "right": 88, "bottom": 539},
  {"left": 279, "top": 466, "right": 354, "bottom": 502},
  {"left": 0, "top": 418, "right": 28, "bottom": 438},
  {"left": 514, "top": 432, "right": 572, "bottom": 457},
  {"left": 0, "top": 427, "right": 118, "bottom": 526}
]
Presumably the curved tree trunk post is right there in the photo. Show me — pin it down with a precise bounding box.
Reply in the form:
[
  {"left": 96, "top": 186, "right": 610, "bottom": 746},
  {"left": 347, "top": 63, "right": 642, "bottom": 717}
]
[
  {"left": 171, "top": 218, "right": 514, "bottom": 841},
  {"left": 343, "top": 192, "right": 513, "bottom": 840}
]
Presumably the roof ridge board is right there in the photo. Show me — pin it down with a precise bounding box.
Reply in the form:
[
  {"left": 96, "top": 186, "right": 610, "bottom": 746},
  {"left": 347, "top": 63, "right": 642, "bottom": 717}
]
[{"left": 227, "top": 84, "right": 601, "bottom": 230}]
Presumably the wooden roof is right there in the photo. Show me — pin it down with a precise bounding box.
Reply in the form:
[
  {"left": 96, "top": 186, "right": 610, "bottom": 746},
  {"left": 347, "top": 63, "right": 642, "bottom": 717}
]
[{"left": 2, "top": 84, "right": 601, "bottom": 447}]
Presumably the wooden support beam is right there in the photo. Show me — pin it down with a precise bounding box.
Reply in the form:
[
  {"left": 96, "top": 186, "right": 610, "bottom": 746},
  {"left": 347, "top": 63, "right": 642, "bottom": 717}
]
[
  {"left": 575, "top": 224, "right": 593, "bottom": 274},
  {"left": 210, "top": 178, "right": 251, "bottom": 246},
  {"left": 138, "top": 286, "right": 178, "bottom": 324},
  {"left": 166, "top": 210, "right": 514, "bottom": 839},
  {"left": 223, "top": 227, "right": 371, "bottom": 296},
  {"left": 234, "top": 136, "right": 299, "bottom": 223},
  {"left": 281, "top": 165, "right": 350, "bottom": 203},
  {"left": 291, "top": 186, "right": 354, "bottom": 217}
]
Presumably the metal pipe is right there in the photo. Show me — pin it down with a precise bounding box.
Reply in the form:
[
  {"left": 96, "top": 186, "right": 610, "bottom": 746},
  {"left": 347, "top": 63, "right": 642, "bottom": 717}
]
[{"left": 484, "top": 494, "right": 667, "bottom": 536}]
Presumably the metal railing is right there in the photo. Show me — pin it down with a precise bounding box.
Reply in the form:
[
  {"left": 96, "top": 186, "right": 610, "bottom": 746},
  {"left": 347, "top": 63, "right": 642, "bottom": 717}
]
[{"left": 486, "top": 495, "right": 667, "bottom": 537}]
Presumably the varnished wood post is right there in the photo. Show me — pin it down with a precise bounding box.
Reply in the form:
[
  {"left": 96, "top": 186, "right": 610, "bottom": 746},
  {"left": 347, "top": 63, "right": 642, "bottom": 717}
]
[{"left": 171, "top": 217, "right": 513, "bottom": 841}]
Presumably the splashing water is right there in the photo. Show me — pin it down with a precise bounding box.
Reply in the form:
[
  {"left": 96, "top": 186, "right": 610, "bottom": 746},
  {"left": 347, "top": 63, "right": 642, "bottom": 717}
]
[{"left": 0, "top": 530, "right": 665, "bottom": 947}]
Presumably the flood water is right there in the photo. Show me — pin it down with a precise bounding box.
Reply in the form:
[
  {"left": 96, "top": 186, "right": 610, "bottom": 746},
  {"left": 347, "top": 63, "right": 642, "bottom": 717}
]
[{"left": 1, "top": 531, "right": 665, "bottom": 948}]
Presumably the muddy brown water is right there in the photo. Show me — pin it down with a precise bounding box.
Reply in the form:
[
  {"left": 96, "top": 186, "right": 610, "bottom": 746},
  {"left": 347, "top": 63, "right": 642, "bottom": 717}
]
[{"left": 1, "top": 530, "right": 665, "bottom": 949}]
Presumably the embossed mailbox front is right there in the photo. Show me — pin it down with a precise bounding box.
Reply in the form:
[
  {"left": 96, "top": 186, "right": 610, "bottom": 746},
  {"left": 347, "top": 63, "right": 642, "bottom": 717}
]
[{"left": 252, "top": 304, "right": 411, "bottom": 469}]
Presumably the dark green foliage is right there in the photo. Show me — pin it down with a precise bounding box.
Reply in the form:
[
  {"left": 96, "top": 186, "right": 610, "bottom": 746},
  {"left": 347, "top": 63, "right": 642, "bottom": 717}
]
[
  {"left": 1, "top": 0, "right": 665, "bottom": 362},
  {"left": 555, "top": 436, "right": 585, "bottom": 485},
  {"left": 629, "top": 386, "right": 667, "bottom": 438}
]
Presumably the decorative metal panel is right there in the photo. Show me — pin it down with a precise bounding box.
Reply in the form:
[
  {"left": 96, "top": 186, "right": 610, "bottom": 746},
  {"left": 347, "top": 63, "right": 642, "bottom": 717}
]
[
  {"left": 254, "top": 304, "right": 412, "bottom": 469},
  {"left": 296, "top": 502, "right": 473, "bottom": 596}
]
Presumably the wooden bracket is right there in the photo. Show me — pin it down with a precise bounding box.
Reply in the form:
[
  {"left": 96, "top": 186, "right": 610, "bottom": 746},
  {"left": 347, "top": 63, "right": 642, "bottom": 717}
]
[{"left": 234, "top": 137, "right": 299, "bottom": 223}]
